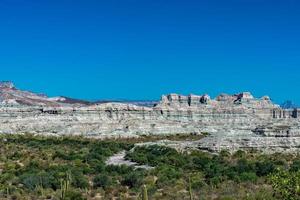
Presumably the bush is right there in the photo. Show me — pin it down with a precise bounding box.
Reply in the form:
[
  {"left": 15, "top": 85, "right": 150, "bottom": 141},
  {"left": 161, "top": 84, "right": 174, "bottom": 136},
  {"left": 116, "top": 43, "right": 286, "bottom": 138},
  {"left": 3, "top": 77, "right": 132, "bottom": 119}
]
[
  {"left": 93, "top": 174, "right": 112, "bottom": 189},
  {"left": 156, "top": 165, "right": 182, "bottom": 186},
  {"left": 121, "top": 172, "right": 143, "bottom": 188},
  {"left": 64, "top": 189, "right": 86, "bottom": 200},
  {"left": 71, "top": 171, "right": 89, "bottom": 189},
  {"left": 88, "top": 159, "right": 105, "bottom": 174},
  {"left": 255, "top": 160, "right": 275, "bottom": 176},
  {"left": 209, "top": 176, "right": 223, "bottom": 186},
  {"left": 192, "top": 153, "right": 211, "bottom": 170},
  {"left": 190, "top": 172, "right": 206, "bottom": 189},
  {"left": 126, "top": 145, "right": 187, "bottom": 167},
  {"left": 20, "top": 171, "right": 55, "bottom": 190},
  {"left": 235, "top": 159, "right": 255, "bottom": 174},
  {"left": 203, "top": 161, "right": 226, "bottom": 180},
  {"left": 20, "top": 173, "right": 40, "bottom": 191},
  {"left": 233, "top": 150, "right": 246, "bottom": 158},
  {"left": 105, "top": 165, "right": 133, "bottom": 175},
  {"left": 290, "top": 160, "right": 300, "bottom": 172},
  {"left": 239, "top": 172, "right": 258, "bottom": 182},
  {"left": 220, "top": 150, "right": 231, "bottom": 158}
]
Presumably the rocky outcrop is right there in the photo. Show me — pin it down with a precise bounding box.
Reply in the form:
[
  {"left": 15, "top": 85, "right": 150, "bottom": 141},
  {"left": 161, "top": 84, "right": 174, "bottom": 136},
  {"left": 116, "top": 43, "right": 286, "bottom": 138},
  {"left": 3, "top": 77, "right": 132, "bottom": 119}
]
[{"left": 1, "top": 82, "right": 300, "bottom": 153}]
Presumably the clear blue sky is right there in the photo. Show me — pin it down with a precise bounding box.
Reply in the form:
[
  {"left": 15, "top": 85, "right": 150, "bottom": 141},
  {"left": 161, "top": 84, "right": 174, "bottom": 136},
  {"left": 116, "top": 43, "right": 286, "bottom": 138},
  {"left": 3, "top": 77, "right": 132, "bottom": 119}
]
[{"left": 0, "top": 0, "right": 299, "bottom": 103}]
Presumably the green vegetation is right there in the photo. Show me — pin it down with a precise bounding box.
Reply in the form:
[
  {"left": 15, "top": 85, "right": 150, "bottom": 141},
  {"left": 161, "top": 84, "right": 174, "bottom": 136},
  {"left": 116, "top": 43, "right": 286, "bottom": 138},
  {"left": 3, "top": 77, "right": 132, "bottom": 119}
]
[
  {"left": 269, "top": 169, "right": 300, "bottom": 200},
  {"left": 0, "top": 134, "right": 135, "bottom": 199},
  {"left": 126, "top": 146, "right": 300, "bottom": 199},
  {"left": 0, "top": 134, "right": 300, "bottom": 199}
]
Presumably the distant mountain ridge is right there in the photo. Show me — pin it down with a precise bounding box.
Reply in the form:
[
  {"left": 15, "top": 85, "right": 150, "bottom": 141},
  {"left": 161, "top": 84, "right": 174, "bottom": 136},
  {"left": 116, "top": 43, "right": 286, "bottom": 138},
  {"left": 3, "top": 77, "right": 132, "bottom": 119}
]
[
  {"left": 0, "top": 81, "right": 91, "bottom": 106},
  {"left": 0, "top": 81, "right": 157, "bottom": 107}
]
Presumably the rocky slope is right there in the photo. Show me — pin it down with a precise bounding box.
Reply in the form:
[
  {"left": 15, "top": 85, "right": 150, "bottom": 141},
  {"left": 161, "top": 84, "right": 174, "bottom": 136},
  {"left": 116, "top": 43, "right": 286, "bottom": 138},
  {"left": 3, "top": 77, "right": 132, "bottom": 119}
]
[
  {"left": 1, "top": 81, "right": 300, "bottom": 153},
  {"left": 0, "top": 81, "right": 89, "bottom": 106},
  {"left": 0, "top": 81, "right": 155, "bottom": 107}
]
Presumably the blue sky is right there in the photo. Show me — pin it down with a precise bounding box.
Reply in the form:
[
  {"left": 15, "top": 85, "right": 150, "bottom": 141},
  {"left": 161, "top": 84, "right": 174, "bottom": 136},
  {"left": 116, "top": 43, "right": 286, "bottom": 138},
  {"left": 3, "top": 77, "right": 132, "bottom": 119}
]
[{"left": 0, "top": 0, "right": 300, "bottom": 103}]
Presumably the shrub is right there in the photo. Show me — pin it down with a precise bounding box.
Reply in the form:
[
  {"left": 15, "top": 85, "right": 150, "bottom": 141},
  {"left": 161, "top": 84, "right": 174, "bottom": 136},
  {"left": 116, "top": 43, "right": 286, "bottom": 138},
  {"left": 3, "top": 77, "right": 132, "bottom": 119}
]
[
  {"left": 20, "top": 173, "right": 40, "bottom": 191},
  {"left": 255, "top": 160, "right": 275, "bottom": 176},
  {"left": 233, "top": 150, "right": 246, "bottom": 158},
  {"left": 239, "top": 172, "right": 258, "bottom": 182},
  {"left": 156, "top": 165, "right": 182, "bottom": 186},
  {"left": 122, "top": 172, "right": 143, "bottom": 188},
  {"left": 235, "top": 158, "right": 255, "bottom": 174},
  {"left": 71, "top": 172, "right": 89, "bottom": 189},
  {"left": 290, "top": 160, "right": 300, "bottom": 172},
  {"left": 20, "top": 171, "right": 55, "bottom": 190},
  {"left": 64, "top": 189, "right": 86, "bottom": 200},
  {"left": 87, "top": 159, "right": 105, "bottom": 174},
  {"left": 209, "top": 176, "right": 223, "bottom": 186},
  {"left": 190, "top": 172, "right": 206, "bottom": 189},
  {"left": 192, "top": 155, "right": 211, "bottom": 170},
  {"left": 220, "top": 150, "right": 231, "bottom": 158},
  {"left": 93, "top": 174, "right": 112, "bottom": 189}
]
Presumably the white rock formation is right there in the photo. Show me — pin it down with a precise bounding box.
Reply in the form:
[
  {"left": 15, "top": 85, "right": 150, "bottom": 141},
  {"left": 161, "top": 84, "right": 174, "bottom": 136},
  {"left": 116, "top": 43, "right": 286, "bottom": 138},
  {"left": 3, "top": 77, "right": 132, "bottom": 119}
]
[{"left": 1, "top": 82, "right": 300, "bottom": 153}]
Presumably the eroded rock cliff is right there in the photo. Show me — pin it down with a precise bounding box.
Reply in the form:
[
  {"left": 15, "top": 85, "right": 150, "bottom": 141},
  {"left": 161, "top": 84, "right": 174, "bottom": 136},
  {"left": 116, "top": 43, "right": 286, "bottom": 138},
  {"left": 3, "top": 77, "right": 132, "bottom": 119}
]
[{"left": 1, "top": 82, "right": 300, "bottom": 153}]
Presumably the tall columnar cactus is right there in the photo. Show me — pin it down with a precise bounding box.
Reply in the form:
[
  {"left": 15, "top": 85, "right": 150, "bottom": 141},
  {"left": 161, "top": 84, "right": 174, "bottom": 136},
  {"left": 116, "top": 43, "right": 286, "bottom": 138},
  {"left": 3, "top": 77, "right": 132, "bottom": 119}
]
[
  {"left": 6, "top": 187, "right": 9, "bottom": 197},
  {"left": 142, "top": 184, "right": 149, "bottom": 200},
  {"left": 60, "top": 179, "right": 65, "bottom": 200},
  {"left": 60, "top": 171, "right": 72, "bottom": 200},
  {"left": 66, "top": 172, "right": 71, "bottom": 191},
  {"left": 189, "top": 176, "right": 193, "bottom": 200}
]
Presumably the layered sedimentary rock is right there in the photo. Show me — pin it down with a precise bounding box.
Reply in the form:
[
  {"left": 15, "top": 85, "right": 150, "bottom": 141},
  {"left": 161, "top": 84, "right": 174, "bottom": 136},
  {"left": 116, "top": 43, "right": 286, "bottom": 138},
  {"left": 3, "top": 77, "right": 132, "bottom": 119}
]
[{"left": 1, "top": 82, "right": 300, "bottom": 153}]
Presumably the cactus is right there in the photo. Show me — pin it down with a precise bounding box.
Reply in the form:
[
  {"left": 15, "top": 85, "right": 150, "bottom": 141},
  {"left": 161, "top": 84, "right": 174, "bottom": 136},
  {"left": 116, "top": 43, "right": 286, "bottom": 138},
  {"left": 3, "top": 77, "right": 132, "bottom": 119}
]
[
  {"left": 6, "top": 187, "right": 9, "bottom": 197},
  {"left": 188, "top": 176, "right": 193, "bottom": 200},
  {"left": 60, "top": 179, "right": 65, "bottom": 200},
  {"left": 60, "top": 171, "right": 72, "bottom": 200},
  {"left": 142, "top": 184, "right": 148, "bottom": 200},
  {"left": 66, "top": 171, "right": 71, "bottom": 191}
]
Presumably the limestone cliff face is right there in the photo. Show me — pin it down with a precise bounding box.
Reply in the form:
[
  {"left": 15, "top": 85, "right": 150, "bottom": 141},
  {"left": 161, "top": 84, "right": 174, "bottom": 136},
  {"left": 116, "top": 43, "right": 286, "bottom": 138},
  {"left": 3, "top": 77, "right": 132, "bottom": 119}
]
[
  {"left": 1, "top": 83, "right": 300, "bottom": 152},
  {"left": 155, "top": 92, "right": 279, "bottom": 120},
  {"left": 0, "top": 91, "right": 296, "bottom": 136}
]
